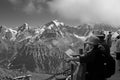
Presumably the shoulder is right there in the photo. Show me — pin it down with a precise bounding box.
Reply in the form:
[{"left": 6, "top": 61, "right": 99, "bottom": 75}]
[
  {"left": 116, "top": 40, "right": 120, "bottom": 46},
  {"left": 116, "top": 39, "right": 120, "bottom": 42}
]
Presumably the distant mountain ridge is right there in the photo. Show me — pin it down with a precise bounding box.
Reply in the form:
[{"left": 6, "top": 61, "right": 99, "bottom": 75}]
[{"left": 94, "top": 24, "right": 118, "bottom": 31}]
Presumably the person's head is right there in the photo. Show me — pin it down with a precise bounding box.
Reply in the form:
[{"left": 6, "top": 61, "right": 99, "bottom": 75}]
[
  {"left": 109, "top": 31, "right": 112, "bottom": 35},
  {"left": 84, "top": 36, "right": 100, "bottom": 52},
  {"left": 97, "top": 35, "right": 105, "bottom": 41},
  {"left": 93, "top": 30, "right": 105, "bottom": 40},
  {"left": 109, "top": 31, "right": 111, "bottom": 33}
]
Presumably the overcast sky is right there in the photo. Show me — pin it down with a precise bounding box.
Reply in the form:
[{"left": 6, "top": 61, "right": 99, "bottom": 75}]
[
  {"left": 0, "top": 0, "right": 80, "bottom": 28},
  {"left": 1, "top": 0, "right": 120, "bottom": 28}
]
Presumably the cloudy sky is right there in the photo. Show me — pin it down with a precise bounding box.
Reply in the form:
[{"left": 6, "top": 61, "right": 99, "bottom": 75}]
[
  {"left": 0, "top": 0, "right": 56, "bottom": 27},
  {"left": 1, "top": 0, "right": 120, "bottom": 27},
  {"left": 0, "top": 0, "right": 80, "bottom": 27}
]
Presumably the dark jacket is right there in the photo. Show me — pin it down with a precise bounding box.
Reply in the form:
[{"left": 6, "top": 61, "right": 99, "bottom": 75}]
[
  {"left": 115, "top": 39, "right": 120, "bottom": 60},
  {"left": 106, "top": 34, "right": 112, "bottom": 47},
  {"left": 100, "top": 40, "right": 110, "bottom": 55},
  {"left": 80, "top": 47, "right": 105, "bottom": 80}
]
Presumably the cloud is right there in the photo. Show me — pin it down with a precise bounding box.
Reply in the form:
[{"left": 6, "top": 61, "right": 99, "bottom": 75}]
[
  {"left": 48, "top": 0, "right": 120, "bottom": 25},
  {"left": 9, "top": 0, "right": 120, "bottom": 26},
  {"left": 23, "top": 1, "right": 37, "bottom": 14},
  {"left": 8, "top": 0, "right": 19, "bottom": 4},
  {"left": 8, "top": 0, "right": 50, "bottom": 14}
]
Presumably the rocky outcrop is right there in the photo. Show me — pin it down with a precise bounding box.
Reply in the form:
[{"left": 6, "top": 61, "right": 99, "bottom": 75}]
[{"left": 10, "top": 40, "right": 69, "bottom": 74}]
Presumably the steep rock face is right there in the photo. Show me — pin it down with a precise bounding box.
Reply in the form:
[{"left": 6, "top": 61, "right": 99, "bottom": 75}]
[
  {"left": 40, "top": 20, "right": 65, "bottom": 40},
  {"left": 39, "top": 20, "right": 85, "bottom": 52},
  {"left": 0, "top": 26, "right": 17, "bottom": 63},
  {"left": 16, "top": 23, "right": 32, "bottom": 42},
  {"left": 9, "top": 40, "right": 69, "bottom": 74},
  {"left": 17, "top": 23, "right": 29, "bottom": 33}
]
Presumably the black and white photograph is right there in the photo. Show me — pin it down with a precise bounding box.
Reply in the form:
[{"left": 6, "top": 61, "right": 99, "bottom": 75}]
[{"left": 0, "top": 0, "right": 120, "bottom": 80}]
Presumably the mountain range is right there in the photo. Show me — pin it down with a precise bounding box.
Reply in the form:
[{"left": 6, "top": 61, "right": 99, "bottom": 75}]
[{"left": 0, "top": 20, "right": 118, "bottom": 76}]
